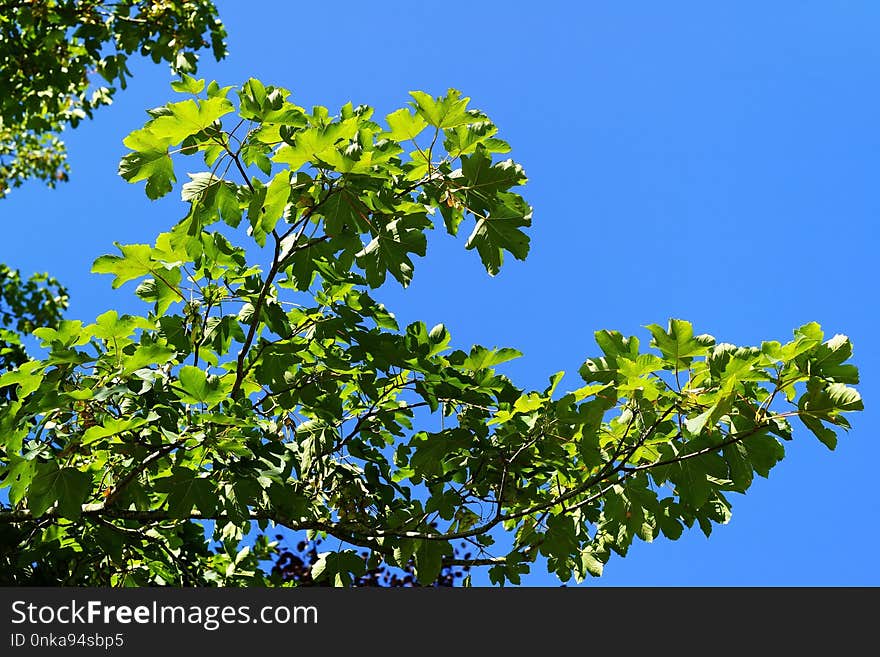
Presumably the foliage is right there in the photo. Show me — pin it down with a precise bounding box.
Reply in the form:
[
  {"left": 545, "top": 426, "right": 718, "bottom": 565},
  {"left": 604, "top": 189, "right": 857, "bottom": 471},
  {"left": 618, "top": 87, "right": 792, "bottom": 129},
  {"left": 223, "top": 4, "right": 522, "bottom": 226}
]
[
  {"left": 0, "top": 0, "right": 225, "bottom": 197},
  {"left": 0, "top": 264, "right": 68, "bottom": 375},
  {"left": 269, "top": 534, "right": 466, "bottom": 587},
  {"left": 0, "top": 78, "right": 863, "bottom": 586}
]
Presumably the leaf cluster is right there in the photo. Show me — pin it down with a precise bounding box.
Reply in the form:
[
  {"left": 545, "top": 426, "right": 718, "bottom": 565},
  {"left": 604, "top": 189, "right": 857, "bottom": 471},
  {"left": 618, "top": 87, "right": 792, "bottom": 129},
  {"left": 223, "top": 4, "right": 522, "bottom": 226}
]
[
  {"left": 0, "top": 78, "right": 863, "bottom": 586},
  {"left": 0, "top": 264, "right": 68, "bottom": 378},
  {"left": 0, "top": 0, "right": 226, "bottom": 196}
]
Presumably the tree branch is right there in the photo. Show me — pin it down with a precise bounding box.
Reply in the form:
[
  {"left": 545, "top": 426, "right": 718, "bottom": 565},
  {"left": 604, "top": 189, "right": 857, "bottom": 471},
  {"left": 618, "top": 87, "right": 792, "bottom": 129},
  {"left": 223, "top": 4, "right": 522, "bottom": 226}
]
[
  {"left": 103, "top": 436, "right": 190, "bottom": 507},
  {"left": 230, "top": 235, "right": 283, "bottom": 398},
  {"left": 442, "top": 556, "right": 506, "bottom": 567},
  {"left": 0, "top": 420, "right": 777, "bottom": 562}
]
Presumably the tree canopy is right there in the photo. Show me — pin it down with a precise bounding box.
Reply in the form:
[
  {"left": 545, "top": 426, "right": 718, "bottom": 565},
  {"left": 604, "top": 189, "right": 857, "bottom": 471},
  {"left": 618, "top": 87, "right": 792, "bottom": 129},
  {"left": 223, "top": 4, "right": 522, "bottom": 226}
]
[
  {"left": 0, "top": 265, "right": 68, "bottom": 375},
  {"left": 0, "top": 0, "right": 225, "bottom": 197},
  {"left": 0, "top": 77, "right": 863, "bottom": 586}
]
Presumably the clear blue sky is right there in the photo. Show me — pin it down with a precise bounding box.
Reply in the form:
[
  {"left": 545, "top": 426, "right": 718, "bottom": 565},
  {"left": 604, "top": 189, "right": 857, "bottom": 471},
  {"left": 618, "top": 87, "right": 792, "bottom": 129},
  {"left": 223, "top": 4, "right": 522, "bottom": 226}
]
[{"left": 3, "top": 1, "right": 878, "bottom": 585}]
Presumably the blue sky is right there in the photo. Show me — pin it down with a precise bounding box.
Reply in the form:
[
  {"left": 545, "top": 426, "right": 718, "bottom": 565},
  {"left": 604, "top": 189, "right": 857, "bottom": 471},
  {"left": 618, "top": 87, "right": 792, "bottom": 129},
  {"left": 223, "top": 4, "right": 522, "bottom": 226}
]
[{"left": 3, "top": 1, "right": 878, "bottom": 585}]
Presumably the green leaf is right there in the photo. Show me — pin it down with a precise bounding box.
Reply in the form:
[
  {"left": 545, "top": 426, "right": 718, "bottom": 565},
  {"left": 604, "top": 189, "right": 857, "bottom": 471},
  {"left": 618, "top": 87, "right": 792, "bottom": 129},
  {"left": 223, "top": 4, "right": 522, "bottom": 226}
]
[
  {"left": 656, "top": 504, "right": 684, "bottom": 540},
  {"left": 32, "top": 319, "right": 87, "bottom": 347},
  {"left": 0, "top": 400, "right": 25, "bottom": 452},
  {"left": 2, "top": 455, "right": 37, "bottom": 506},
  {"left": 463, "top": 345, "right": 522, "bottom": 370},
  {"left": 92, "top": 243, "right": 155, "bottom": 288},
  {"left": 171, "top": 75, "right": 206, "bottom": 95},
  {"left": 182, "top": 171, "right": 223, "bottom": 202},
  {"left": 646, "top": 319, "right": 715, "bottom": 366},
  {"left": 671, "top": 458, "right": 712, "bottom": 508},
  {"left": 460, "top": 149, "right": 528, "bottom": 202},
  {"left": 444, "top": 120, "right": 509, "bottom": 156},
  {"left": 253, "top": 171, "right": 290, "bottom": 242},
  {"left": 805, "top": 334, "right": 859, "bottom": 384},
  {"left": 794, "top": 322, "right": 824, "bottom": 343},
  {"left": 175, "top": 366, "right": 232, "bottom": 407},
  {"left": 427, "top": 322, "right": 451, "bottom": 356},
  {"left": 579, "top": 548, "right": 605, "bottom": 577},
  {"left": 542, "top": 515, "right": 579, "bottom": 562},
  {"left": 618, "top": 353, "right": 664, "bottom": 380},
  {"left": 464, "top": 192, "right": 532, "bottom": 275},
  {"left": 799, "top": 415, "right": 838, "bottom": 450},
  {"left": 355, "top": 215, "right": 429, "bottom": 287},
  {"left": 684, "top": 395, "right": 732, "bottom": 436},
  {"left": 413, "top": 539, "right": 452, "bottom": 584},
  {"left": 203, "top": 315, "right": 246, "bottom": 355},
  {"left": 86, "top": 310, "right": 152, "bottom": 341},
  {"left": 154, "top": 467, "right": 217, "bottom": 518},
  {"left": 122, "top": 342, "right": 176, "bottom": 375},
  {"left": 119, "top": 95, "right": 233, "bottom": 199},
  {"left": 272, "top": 118, "right": 359, "bottom": 170},
  {"left": 410, "top": 89, "right": 472, "bottom": 129},
  {"left": 311, "top": 550, "right": 366, "bottom": 587},
  {"left": 596, "top": 330, "right": 640, "bottom": 361},
  {"left": 135, "top": 268, "right": 183, "bottom": 315},
  {"left": 319, "top": 188, "right": 370, "bottom": 235},
  {"left": 797, "top": 380, "right": 863, "bottom": 449},
  {"left": 118, "top": 148, "right": 175, "bottom": 200},
  {"left": 0, "top": 360, "right": 44, "bottom": 396},
  {"left": 82, "top": 417, "right": 149, "bottom": 446},
  {"left": 684, "top": 408, "right": 714, "bottom": 436},
  {"left": 383, "top": 107, "right": 428, "bottom": 141},
  {"left": 410, "top": 430, "right": 473, "bottom": 478},
  {"left": 722, "top": 442, "right": 753, "bottom": 492},
  {"left": 744, "top": 433, "right": 784, "bottom": 478},
  {"left": 144, "top": 97, "right": 234, "bottom": 145},
  {"left": 798, "top": 379, "right": 863, "bottom": 419},
  {"left": 513, "top": 392, "right": 545, "bottom": 414},
  {"left": 825, "top": 382, "right": 863, "bottom": 412},
  {"left": 28, "top": 463, "right": 91, "bottom": 519},
  {"left": 579, "top": 330, "right": 641, "bottom": 383},
  {"left": 451, "top": 147, "right": 531, "bottom": 274}
]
